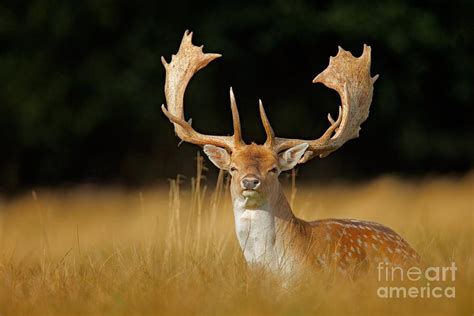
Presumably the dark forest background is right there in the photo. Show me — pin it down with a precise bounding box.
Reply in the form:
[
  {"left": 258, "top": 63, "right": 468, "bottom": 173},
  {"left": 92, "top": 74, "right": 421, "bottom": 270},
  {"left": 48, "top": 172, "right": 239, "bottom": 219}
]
[{"left": 0, "top": 0, "right": 472, "bottom": 192}]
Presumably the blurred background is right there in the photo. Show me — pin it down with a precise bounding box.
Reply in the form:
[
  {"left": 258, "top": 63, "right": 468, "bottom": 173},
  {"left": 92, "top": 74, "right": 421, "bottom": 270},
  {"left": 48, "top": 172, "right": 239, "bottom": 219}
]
[{"left": 0, "top": 0, "right": 472, "bottom": 193}]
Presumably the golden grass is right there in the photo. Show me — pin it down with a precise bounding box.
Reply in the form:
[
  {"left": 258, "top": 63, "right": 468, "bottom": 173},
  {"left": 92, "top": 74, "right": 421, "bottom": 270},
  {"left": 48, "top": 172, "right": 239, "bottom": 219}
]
[{"left": 0, "top": 158, "right": 472, "bottom": 315}]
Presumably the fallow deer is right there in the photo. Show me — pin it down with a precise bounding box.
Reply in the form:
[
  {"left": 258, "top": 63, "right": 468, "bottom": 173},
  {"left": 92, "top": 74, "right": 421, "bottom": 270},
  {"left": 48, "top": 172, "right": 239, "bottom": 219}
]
[{"left": 161, "top": 31, "right": 420, "bottom": 274}]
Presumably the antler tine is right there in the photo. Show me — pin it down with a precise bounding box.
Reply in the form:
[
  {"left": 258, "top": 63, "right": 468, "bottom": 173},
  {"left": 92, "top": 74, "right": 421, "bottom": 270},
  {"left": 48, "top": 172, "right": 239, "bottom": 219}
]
[
  {"left": 259, "top": 99, "right": 275, "bottom": 147},
  {"left": 230, "top": 87, "right": 245, "bottom": 147},
  {"left": 273, "top": 44, "right": 378, "bottom": 163},
  {"left": 161, "top": 30, "right": 238, "bottom": 151}
]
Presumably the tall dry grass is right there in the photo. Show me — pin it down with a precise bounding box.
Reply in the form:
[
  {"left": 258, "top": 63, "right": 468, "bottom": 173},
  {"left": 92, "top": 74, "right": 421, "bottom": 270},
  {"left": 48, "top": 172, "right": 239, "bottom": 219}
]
[{"left": 0, "top": 155, "right": 472, "bottom": 315}]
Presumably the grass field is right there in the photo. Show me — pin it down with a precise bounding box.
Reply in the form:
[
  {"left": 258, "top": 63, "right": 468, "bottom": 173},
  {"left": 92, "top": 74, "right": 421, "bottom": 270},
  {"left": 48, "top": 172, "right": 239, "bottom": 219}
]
[{"left": 0, "top": 161, "right": 472, "bottom": 315}]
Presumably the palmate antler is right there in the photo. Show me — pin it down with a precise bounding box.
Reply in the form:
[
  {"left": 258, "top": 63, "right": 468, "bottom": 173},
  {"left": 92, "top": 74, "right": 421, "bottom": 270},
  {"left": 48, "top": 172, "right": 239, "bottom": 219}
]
[
  {"left": 266, "top": 45, "right": 379, "bottom": 162},
  {"left": 162, "top": 31, "right": 378, "bottom": 162},
  {"left": 161, "top": 31, "right": 244, "bottom": 152}
]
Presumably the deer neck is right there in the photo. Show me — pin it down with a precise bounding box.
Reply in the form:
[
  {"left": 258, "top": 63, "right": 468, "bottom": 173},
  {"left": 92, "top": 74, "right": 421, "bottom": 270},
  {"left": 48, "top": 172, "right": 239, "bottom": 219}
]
[{"left": 231, "top": 183, "right": 300, "bottom": 271}]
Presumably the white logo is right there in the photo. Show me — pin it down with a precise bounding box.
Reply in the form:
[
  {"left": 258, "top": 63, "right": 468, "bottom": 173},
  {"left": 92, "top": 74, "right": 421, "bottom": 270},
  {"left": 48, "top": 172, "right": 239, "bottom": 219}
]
[{"left": 376, "top": 262, "right": 457, "bottom": 298}]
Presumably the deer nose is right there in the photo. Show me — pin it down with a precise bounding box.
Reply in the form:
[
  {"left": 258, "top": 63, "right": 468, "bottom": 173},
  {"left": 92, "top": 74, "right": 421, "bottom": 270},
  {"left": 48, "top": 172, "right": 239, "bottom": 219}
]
[{"left": 241, "top": 177, "right": 261, "bottom": 190}]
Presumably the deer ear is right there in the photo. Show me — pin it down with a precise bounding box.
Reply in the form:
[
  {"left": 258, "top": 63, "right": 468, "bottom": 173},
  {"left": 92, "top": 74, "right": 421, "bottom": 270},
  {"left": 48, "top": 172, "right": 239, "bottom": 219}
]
[
  {"left": 203, "top": 145, "right": 231, "bottom": 170},
  {"left": 278, "top": 143, "right": 309, "bottom": 171}
]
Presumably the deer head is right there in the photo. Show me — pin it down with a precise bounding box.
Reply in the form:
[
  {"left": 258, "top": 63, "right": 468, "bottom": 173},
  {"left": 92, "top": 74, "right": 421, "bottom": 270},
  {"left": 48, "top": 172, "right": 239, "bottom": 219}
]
[{"left": 161, "top": 31, "right": 378, "bottom": 208}]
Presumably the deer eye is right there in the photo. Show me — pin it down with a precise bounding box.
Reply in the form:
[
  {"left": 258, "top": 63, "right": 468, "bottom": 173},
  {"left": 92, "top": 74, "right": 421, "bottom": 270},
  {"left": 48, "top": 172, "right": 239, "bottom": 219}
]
[
  {"left": 230, "top": 167, "right": 238, "bottom": 172},
  {"left": 268, "top": 167, "right": 278, "bottom": 174}
]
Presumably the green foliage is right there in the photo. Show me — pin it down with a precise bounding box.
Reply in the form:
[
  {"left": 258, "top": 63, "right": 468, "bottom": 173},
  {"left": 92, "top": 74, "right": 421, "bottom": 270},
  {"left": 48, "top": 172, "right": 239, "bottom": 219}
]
[{"left": 0, "top": 0, "right": 472, "bottom": 190}]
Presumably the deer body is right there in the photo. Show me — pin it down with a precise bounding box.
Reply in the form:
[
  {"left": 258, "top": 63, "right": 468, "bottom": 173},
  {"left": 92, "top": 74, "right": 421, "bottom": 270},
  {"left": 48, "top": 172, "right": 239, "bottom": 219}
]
[
  {"left": 232, "top": 169, "right": 419, "bottom": 272},
  {"left": 161, "top": 31, "right": 420, "bottom": 274}
]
